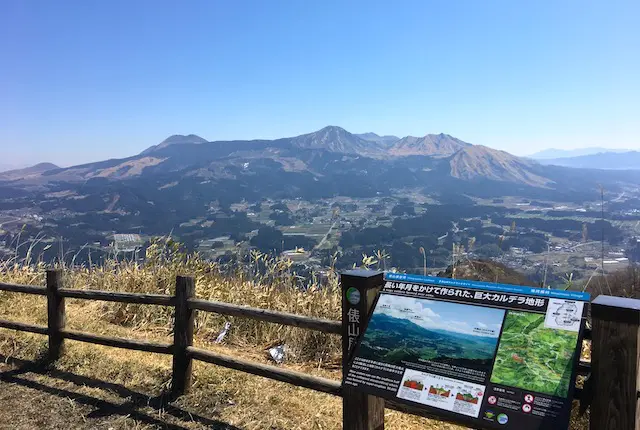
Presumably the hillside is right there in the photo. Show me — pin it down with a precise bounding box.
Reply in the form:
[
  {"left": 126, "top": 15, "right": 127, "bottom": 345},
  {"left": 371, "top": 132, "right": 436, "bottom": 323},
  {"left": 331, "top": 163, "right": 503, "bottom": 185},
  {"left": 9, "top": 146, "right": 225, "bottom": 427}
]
[
  {"left": 448, "top": 145, "right": 552, "bottom": 187},
  {"left": 0, "top": 249, "right": 467, "bottom": 430},
  {"left": 0, "top": 250, "right": 591, "bottom": 429}
]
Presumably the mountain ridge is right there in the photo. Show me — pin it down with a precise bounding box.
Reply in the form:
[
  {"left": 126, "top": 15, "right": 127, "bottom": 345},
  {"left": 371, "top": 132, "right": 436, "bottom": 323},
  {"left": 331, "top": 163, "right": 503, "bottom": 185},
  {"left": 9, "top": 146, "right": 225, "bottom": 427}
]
[
  {"left": 1, "top": 125, "right": 615, "bottom": 190},
  {"left": 389, "top": 133, "right": 471, "bottom": 157}
]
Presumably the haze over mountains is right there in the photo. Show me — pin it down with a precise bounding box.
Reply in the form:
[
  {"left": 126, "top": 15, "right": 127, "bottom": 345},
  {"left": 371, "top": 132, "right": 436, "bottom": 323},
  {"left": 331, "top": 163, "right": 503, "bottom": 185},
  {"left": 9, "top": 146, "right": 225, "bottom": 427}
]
[
  {"left": 537, "top": 151, "right": 640, "bottom": 170},
  {"left": 529, "top": 147, "right": 631, "bottom": 160}
]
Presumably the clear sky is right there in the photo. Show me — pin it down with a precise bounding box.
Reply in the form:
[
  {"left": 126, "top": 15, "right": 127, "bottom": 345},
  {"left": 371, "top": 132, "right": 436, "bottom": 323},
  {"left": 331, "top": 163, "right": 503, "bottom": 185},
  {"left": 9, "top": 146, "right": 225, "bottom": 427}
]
[{"left": 1, "top": 0, "right": 638, "bottom": 167}]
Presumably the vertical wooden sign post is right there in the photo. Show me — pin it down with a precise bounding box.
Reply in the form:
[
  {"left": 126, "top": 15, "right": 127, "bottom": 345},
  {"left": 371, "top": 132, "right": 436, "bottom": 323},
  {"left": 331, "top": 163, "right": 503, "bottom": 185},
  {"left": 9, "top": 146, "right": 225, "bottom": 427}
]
[
  {"left": 590, "top": 295, "right": 640, "bottom": 430},
  {"left": 341, "top": 269, "right": 385, "bottom": 430}
]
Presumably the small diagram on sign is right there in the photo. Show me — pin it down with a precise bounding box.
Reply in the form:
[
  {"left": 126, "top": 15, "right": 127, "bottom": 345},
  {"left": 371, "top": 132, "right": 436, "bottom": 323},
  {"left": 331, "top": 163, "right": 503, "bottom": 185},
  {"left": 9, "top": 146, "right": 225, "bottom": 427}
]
[
  {"left": 555, "top": 302, "right": 578, "bottom": 326},
  {"left": 402, "top": 378, "right": 425, "bottom": 391},
  {"left": 487, "top": 395, "right": 497, "bottom": 405},
  {"left": 524, "top": 394, "right": 534, "bottom": 403},
  {"left": 544, "top": 299, "right": 584, "bottom": 332},
  {"left": 455, "top": 390, "right": 480, "bottom": 404},
  {"left": 522, "top": 403, "right": 532, "bottom": 413},
  {"left": 428, "top": 385, "right": 451, "bottom": 397}
]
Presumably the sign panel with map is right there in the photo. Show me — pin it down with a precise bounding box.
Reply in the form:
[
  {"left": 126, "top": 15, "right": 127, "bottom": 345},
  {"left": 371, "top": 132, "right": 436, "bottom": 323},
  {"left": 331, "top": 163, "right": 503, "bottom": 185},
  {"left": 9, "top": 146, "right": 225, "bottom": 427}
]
[{"left": 343, "top": 273, "right": 589, "bottom": 430}]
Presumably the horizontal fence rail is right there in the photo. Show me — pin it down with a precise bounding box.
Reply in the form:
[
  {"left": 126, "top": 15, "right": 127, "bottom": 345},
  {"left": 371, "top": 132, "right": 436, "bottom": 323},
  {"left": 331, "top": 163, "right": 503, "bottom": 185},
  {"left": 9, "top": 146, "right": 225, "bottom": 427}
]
[
  {"left": 188, "top": 298, "right": 342, "bottom": 334},
  {"left": 59, "top": 288, "right": 175, "bottom": 306},
  {"left": 61, "top": 328, "right": 174, "bottom": 354},
  {"left": 0, "top": 269, "right": 635, "bottom": 430},
  {"left": 0, "top": 319, "right": 48, "bottom": 335},
  {"left": 187, "top": 346, "right": 342, "bottom": 396},
  {"left": 0, "top": 282, "right": 46, "bottom": 295}
]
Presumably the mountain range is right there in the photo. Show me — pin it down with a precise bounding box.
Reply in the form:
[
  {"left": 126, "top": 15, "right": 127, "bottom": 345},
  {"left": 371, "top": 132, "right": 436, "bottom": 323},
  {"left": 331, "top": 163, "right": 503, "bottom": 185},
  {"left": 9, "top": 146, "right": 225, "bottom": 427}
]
[
  {"left": 0, "top": 126, "right": 561, "bottom": 187},
  {"left": 2, "top": 126, "right": 640, "bottom": 212}
]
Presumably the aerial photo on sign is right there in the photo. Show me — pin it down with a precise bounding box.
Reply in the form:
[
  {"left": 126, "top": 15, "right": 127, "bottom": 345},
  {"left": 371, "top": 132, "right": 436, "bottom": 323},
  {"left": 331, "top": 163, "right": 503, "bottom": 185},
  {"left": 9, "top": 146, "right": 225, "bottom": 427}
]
[
  {"left": 359, "top": 295, "right": 505, "bottom": 377},
  {"left": 344, "top": 274, "right": 589, "bottom": 430}
]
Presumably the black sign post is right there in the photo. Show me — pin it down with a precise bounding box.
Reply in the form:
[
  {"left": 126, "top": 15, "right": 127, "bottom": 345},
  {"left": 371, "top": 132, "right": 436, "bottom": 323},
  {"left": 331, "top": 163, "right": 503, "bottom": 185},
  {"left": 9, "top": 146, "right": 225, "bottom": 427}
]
[
  {"left": 344, "top": 273, "right": 589, "bottom": 430},
  {"left": 341, "top": 269, "right": 385, "bottom": 430}
]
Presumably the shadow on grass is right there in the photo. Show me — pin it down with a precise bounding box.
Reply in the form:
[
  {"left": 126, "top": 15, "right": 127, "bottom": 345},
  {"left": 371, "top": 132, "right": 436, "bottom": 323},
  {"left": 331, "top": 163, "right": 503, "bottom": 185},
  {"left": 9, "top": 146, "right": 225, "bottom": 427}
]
[{"left": 0, "top": 354, "right": 241, "bottom": 430}]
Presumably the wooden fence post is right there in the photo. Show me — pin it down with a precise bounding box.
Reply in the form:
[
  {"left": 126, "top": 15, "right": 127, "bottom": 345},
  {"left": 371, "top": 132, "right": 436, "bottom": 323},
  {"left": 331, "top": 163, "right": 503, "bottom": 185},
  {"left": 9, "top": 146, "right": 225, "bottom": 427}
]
[
  {"left": 171, "top": 275, "right": 195, "bottom": 398},
  {"left": 341, "top": 269, "right": 385, "bottom": 430},
  {"left": 590, "top": 295, "right": 640, "bottom": 430},
  {"left": 46, "top": 269, "right": 65, "bottom": 361}
]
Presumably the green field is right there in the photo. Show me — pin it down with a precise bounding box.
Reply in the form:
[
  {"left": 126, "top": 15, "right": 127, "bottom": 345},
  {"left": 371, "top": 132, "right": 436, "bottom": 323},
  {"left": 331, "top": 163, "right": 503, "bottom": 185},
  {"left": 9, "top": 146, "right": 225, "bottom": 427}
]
[{"left": 490, "top": 311, "right": 579, "bottom": 397}]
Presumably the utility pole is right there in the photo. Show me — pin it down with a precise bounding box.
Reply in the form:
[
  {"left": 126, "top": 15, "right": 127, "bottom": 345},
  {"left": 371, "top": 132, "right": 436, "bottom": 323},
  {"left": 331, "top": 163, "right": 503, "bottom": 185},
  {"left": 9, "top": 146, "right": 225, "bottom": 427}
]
[{"left": 600, "top": 185, "right": 605, "bottom": 276}]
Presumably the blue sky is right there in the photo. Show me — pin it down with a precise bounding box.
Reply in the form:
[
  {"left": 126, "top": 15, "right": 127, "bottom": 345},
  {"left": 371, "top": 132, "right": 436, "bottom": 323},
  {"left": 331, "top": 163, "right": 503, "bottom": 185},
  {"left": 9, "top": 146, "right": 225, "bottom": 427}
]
[
  {"left": 1, "top": 0, "right": 638, "bottom": 167},
  {"left": 375, "top": 294, "right": 505, "bottom": 338}
]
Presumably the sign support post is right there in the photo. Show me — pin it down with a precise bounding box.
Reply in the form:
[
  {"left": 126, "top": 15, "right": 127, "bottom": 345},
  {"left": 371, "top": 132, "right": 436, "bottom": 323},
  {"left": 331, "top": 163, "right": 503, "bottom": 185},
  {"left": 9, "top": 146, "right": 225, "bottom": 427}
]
[
  {"left": 341, "top": 269, "right": 385, "bottom": 430},
  {"left": 590, "top": 295, "right": 640, "bottom": 430}
]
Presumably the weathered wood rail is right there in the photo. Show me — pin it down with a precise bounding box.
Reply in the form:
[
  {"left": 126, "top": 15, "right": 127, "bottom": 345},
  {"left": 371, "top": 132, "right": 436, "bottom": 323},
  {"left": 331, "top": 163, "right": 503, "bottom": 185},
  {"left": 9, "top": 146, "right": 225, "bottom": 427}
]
[{"left": 0, "top": 269, "right": 638, "bottom": 430}]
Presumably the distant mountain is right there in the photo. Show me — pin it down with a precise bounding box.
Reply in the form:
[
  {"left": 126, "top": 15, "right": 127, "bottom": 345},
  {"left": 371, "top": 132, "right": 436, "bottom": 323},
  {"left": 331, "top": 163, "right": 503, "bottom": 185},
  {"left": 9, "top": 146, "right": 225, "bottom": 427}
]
[
  {"left": 141, "top": 134, "right": 208, "bottom": 155},
  {"left": 449, "top": 146, "right": 551, "bottom": 187},
  {"left": 356, "top": 132, "right": 399, "bottom": 147},
  {"left": 529, "top": 147, "right": 630, "bottom": 160},
  {"left": 389, "top": 133, "right": 471, "bottom": 157},
  {"left": 538, "top": 151, "right": 640, "bottom": 170},
  {"left": 0, "top": 162, "right": 60, "bottom": 180},
  {"left": 289, "top": 126, "right": 381, "bottom": 155}
]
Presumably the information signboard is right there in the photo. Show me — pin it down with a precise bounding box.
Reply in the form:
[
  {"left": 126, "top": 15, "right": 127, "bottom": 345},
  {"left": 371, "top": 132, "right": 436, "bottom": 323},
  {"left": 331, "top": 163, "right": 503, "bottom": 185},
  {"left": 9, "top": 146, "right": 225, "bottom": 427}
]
[{"left": 343, "top": 273, "right": 589, "bottom": 430}]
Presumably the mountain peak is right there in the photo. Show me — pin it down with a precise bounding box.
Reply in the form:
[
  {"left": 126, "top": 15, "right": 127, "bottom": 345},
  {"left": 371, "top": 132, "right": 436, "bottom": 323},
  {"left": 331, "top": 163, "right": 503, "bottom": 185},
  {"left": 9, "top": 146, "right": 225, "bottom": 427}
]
[
  {"left": 290, "top": 126, "right": 381, "bottom": 154},
  {"left": 317, "top": 125, "right": 348, "bottom": 133},
  {"left": 160, "top": 134, "right": 208, "bottom": 146},
  {"left": 141, "top": 134, "right": 208, "bottom": 155},
  {"left": 389, "top": 133, "right": 471, "bottom": 157}
]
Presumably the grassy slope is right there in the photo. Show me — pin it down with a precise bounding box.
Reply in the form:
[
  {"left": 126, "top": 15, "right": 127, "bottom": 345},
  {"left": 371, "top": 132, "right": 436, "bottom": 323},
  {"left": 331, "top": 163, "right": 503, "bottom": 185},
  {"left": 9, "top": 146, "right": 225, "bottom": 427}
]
[{"left": 0, "top": 245, "right": 588, "bottom": 429}]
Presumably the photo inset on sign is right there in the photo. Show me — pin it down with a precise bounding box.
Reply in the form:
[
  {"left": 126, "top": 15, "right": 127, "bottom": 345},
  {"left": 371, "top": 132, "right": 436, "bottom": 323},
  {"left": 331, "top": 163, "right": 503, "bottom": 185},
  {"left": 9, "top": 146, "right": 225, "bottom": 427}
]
[
  {"left": 490, "top": 311, "right": 579, "bottom": 397},
  {"left": 359, "top": 294, "right": 505, "bottom": 372}
]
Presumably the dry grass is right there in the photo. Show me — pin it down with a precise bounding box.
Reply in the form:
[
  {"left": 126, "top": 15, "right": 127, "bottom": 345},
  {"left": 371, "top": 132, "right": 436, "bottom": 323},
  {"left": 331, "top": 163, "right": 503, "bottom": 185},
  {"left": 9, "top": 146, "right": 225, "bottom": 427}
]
[{"left": 0, "top": 241, "right": 589, "bottom": 429}]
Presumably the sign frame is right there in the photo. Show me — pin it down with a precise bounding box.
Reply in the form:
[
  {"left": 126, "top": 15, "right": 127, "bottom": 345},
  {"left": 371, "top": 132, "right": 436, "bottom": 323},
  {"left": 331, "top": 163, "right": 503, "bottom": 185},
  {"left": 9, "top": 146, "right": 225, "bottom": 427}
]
[{"left": 343, "top": 273, "right": 589, "bottom": 430}]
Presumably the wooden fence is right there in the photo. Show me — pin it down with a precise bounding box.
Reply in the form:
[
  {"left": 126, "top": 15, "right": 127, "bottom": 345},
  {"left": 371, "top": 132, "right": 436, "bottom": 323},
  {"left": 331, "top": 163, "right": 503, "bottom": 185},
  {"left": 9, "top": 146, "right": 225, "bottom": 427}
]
[{"left": 0, "top": 269, "right": 638, "bottom": 430}]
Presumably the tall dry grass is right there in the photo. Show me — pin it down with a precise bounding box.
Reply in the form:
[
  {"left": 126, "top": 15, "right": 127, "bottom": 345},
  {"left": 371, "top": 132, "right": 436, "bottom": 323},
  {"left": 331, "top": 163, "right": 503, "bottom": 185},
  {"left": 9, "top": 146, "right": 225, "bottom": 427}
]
[{"left": 0, "top": 237, "right": 343, "bottom": 362}]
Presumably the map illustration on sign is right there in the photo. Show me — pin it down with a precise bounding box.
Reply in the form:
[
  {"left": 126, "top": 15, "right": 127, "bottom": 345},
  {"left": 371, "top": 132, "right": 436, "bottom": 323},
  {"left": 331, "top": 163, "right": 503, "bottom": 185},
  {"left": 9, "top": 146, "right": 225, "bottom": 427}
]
[
  {"left": 490, "top": 311, "right": 579, "bottom": 397},
  {"left": 344, "top": 273, "right": 589, "bottom": 430}
]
